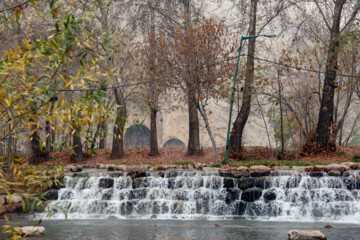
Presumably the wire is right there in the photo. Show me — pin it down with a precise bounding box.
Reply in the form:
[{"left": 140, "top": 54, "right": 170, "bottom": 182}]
[{"left": 50, "top": 54, "right": 359, "bottom": 92}]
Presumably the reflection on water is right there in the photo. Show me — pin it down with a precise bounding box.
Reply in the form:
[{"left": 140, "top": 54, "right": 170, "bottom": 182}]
[{"left": 2, "top": 217, "right": 360, "bottom": 240}]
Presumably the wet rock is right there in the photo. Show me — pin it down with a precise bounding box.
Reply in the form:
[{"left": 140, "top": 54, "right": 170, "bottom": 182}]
[
  {"left": 328, "top": 171, "right": 342, "bottom": 177},
  {"left": 309, "top": 172, "right": 323, "bottom": 177},
  {"left": 60, "top": 190, "right": 74, "bottom": 200},
  {"left": 130, "top": 188, "right": 148, "bottom": 200},
  {"left": 173, "top": 189, "right": 189, "bottom": 201},
  {"left": 127, "top": 170, "right": 146, "bottom": 178},
  {"left": 241, "top": 188, "right": 262, "bottom": 202},
  {"left": 196, "top": 199, "right": 210, "bottom": 214},
  {"left": 238, "top": 178, "right": 255, "bottom": 190},
  {"left": 165, "top": 170, "right": 181, "bottom": 178},
  {"left": 99, "top": 178, "right": 114, "bottom": 188},
  {"left": 250, "top": 171, "right": 271, "bottom": 177},
  {"left": 223, "top": 178, "right": 236, "bottom": 188},
  {"left": 132, "top": 177, "right": 151, "bottom": 189},
  {"left": 206, "top": 176, "right": 222, "bottom": 189},
  {"left": 343, "top": 177, "right": 360, "bottom": 190},
  {"left": 263, "top": 188, "right": 277, "bottom": 201},
  {"left": 255, "top": 177, "right": 272, "bottom": 189},
  {"left": 232, "top": 201, "right": 247, "bottom": 215},
  {"left": 18, "top": 226, "right": 45, "bottom": 236},
  {"left": 109, "top": 171, "right": 124, "bottom": 178},
  {"left": 250, "top": 165, "right": 271, "bottom": 172},
  {"left": 219, "top": 171, "right": 250, "bottom": 178},
  {"left": 43, "top": 189, "right": 58, "bottom": 201},
  {"left": 120, "top": 201, "right": 135, "bottom": 215},
  {"left": 102, "top": 189, "right": 113, "bottom": 200},
  {"left": 288, "top": 230, "right": 326, "bottom": 240},
  {"left": 171, "top": 201, "right": 184, "bottom": 214},
  {"left": 226, "top": 188, "right": 241, "bottom": 203}
]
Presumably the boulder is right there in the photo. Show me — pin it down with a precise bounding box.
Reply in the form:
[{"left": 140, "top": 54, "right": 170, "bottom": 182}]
[
  {"left": 241, "top": 188, "right": 262, "bottom": 202},
  {"left": 237, "top": 166, "right": 249, "bottom": 171},
  {"left": 249, "top": 165, "right": 271, "bottom": 172},
  {"left": 43, "top": 189, "right": 58, "bottom": 201},
  {"left": 223, "top": 178, "right": 236, "bottom": 188},
  {"left": 328, "top": 171, "right": 342, "bottom": 177},
  {"left": 18, "top": 226, "right": 45, "bottom": 236},
  {"left": 274, "top": 166, "right": 290, "bottom": 171},
  {"left": 5, "top": 195, "right": 22, "bottom": 204},
  {"left": 263, "top": 188, "right": 277, "bottom": 201},
  {"left": 114, "top": 165, "right": 128, "bottom": 171},
  {"left": 340, "top": 162, "right": 358, "bottom": 170},
  {"left": 99, "top": 178, "right": 114, "bottom": 188},
  {"left": 316, "top": 164, "right": 348, "bottom": 171},
  {"left": 187, "top": 164, "right": 194, "bottom": 169},
  {"left": 219, "top": 171, "right": 250, "bottom": 178},
  {"left": 288, "top": 230, "right": 326, "bottom": 240},
  {"left": 250, "top": 171, "right": 271, "bottom": 177},
  {"left": 238, "top": 178, "right": 255, "bottom": 190},
  {"left": 69, "top": 166, "right": 82, "bottom": 172},
  {"left": 157, "top": 164, "right": 177, "bottom": 171},
  {"left": 254, "top": 177, "right": 272, "bottom": 189},
  {"left": 292, "top": 166, "right": 307, "bottom": 171},
  {"left": 226, "top": 188, "right": 241, "bottom": 203},
  {"left": 203, "top": 167, "right": 218, "bottom": 172}
]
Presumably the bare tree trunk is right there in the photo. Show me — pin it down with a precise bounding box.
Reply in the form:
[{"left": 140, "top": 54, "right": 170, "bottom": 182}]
[
  {"left": 149, "top": 0, "right": 160, "bottom": 156},
  {"left": 99, "top": 121, "right": 106, "bottom": 149},
  {"left": 182, "top": 0, "right": 201, "bottom": 156},
  {"left": 314, "top": 0, "right": 346, "bottom": 151},
  {"left": 110, "top": 100, "right": 127, "bottom": 159},
  {"left": 150, "top": 108, "right": 160, "bottom": 156},
  {"left": 72, "top": 121, "right": 84, "bottom": 163},
  {"left": 187, "top": 88, "right": 201, "bottom": 155},
  {"left": 46, "top": 101, "right": 55, "bottom": 152},
  {"left": 229, "top": 0, "right": 258, "bottom": 154},
  {"left": 98, "top": 2, "right": 127, "bottom": 159},
  {"left": 198, "top": 106, "right": 221, "bottom": 163}
]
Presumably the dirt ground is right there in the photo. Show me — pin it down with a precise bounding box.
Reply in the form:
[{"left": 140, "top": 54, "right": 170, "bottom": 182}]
[{"left": 41, "top": 146, "right": 360, "bottom": 166}]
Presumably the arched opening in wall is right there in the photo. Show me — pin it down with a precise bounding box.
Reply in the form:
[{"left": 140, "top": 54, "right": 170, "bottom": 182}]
[
  {"left": 124, "top": 125, "right": 150, "bottom": 149},
  {"left": 163, "top": 138, "right": 186, "bottom": 148}
]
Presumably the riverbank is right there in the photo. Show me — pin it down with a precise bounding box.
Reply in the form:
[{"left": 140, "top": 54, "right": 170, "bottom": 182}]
[{"left": 39, "top": 146, "right": 360, "bottom": 167}]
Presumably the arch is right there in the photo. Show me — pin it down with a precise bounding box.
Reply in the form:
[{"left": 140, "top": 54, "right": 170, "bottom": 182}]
[
  {"left": 163, "top": 138, "right": 186, "bottom": 148},
  {"left": 124, "top": 125, "right": 150, "bottom": 149}
]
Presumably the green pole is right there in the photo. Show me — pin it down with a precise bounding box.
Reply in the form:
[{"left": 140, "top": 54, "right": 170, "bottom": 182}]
[
  {"left": 224, "top": 37, "right": 244, "bottom": 164},
  {"left": 224, "top": 34, "right": 276, "bottom": 164}
]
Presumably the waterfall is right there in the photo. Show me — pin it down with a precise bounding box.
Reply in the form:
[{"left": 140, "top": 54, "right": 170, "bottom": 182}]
[{"left": 45, "top": 170, "right": 360, "bottom": 222}]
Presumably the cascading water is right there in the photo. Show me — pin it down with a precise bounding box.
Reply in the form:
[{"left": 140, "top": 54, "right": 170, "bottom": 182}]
[{"left": 44, "top": 169, "right": 360, "bottom": 222}]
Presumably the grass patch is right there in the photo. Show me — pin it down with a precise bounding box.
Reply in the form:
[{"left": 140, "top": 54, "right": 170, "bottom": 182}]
[
  {"left": 352, "top": 155, "right": 360, "bottom": 163},
  {"left": 228, "top": 160, "right": 329, "bottom": 168},
  {"left": 337, "top": 151, "right": 345, "bottom": 156},
  {"left": 174, "top": 161, "right": 195, "bottom": 167}
]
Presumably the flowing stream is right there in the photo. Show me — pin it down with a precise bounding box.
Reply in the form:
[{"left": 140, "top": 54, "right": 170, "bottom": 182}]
[{"left": 43, "top": 169, "right": 360, "bottom": 223}]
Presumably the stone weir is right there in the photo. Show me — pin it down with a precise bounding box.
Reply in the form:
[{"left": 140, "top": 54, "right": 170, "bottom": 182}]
[{"left": 45, "top": 164, "right": 360, "bottom": 222}]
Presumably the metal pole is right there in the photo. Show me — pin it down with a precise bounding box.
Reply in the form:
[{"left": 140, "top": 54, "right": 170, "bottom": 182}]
[
  {"left": 225, "top": 37, "right": 244, "bottom": 164},
  {"left": 224, "top": 34, "right": 276, "bottom": 164}
]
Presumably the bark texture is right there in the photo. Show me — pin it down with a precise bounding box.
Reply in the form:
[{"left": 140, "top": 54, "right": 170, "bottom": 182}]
[
  {"left": 314, "top": 0, "right": 346, "bottom": 151},
  {"left": 229, "top": 0, "right": 258, "bottom": 154}
]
